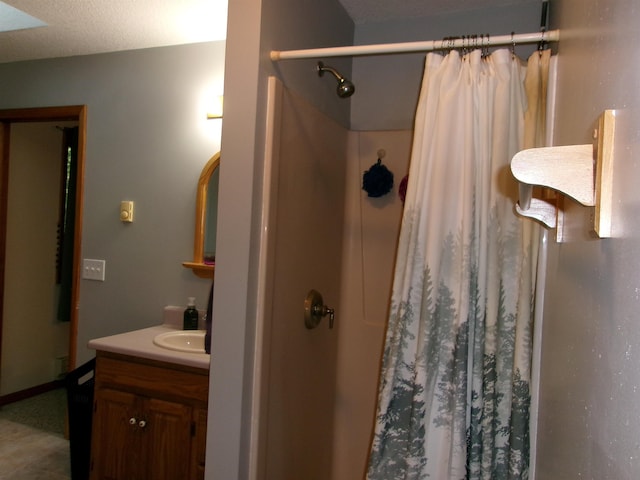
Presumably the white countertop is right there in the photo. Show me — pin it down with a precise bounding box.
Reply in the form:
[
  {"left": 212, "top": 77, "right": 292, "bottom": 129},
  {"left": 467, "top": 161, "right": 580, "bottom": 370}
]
[{"left": 88, "top": 324, "right": 211, "bottom": 370}]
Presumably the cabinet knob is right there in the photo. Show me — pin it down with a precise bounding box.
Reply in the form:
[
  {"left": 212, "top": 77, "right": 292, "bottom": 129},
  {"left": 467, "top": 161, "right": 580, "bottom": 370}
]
[
  {"left": 129, "top": 417, "right": 137, "bottom": 425},
  {"left": 138, "top": 420, "right": 147, "bottom": 429}
]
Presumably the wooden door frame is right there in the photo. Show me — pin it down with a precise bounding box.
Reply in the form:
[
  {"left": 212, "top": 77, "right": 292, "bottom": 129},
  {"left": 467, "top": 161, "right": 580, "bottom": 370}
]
[{"left": 0, "top": 105, "right": 87, "bottom": 373}]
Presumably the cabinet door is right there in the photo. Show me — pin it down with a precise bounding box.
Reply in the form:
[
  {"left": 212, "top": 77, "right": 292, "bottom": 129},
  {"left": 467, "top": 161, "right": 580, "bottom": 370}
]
[
  {"left": 143, "top": 397, "right": 193, "bottom": 480},
  {"left": 91, "top": 388, "right": 144, "bottom": 480}
]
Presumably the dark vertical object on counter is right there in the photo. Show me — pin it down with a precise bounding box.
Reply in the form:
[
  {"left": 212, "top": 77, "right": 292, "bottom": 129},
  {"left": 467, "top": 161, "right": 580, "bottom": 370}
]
[{"left": 205, "top": 281, "right": 213, "bottom": 354}]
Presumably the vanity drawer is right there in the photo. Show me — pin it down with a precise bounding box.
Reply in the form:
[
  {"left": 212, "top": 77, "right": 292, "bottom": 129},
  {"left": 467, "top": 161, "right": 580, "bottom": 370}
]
[{"left": 95, "top": 351, "right": 209, "bottom": 404}]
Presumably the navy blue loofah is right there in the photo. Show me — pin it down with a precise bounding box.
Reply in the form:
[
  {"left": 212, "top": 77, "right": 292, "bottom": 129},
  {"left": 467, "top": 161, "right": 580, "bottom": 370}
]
[{"left": 362, "top": 158, "right": 394, "bottom": 198}]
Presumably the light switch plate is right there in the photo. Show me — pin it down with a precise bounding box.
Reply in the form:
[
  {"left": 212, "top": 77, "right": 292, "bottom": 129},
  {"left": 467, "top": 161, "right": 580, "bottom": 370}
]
[{"left": 83, "top": 259, "right": 106, "bottom": 281}]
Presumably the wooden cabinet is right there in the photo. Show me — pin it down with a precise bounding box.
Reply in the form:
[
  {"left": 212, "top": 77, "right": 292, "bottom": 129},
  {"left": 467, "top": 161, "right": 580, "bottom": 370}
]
[{"left": 90, "top": 351, "right": 209, "bottom": 480}]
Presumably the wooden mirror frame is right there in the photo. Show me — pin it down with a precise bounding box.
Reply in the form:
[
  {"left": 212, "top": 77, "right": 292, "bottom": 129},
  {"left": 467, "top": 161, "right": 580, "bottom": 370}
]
[{"left": 183, "top": 152, "right": 220, "bottom": 279}]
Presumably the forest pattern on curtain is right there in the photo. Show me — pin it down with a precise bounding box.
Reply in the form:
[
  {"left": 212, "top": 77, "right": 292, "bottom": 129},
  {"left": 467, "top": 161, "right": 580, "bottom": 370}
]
[{"left": 367, "top": 48, "right": 550, "bottom": 480}]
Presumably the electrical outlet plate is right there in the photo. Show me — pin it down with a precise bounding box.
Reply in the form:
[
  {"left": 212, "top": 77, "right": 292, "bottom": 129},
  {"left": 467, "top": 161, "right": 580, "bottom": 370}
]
[{"left": 83, "top": 259, "right": 106, "bottom": 281}]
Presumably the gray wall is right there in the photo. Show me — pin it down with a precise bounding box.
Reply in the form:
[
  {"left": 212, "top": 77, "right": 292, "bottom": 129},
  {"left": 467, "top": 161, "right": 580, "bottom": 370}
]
[
  {"left": 0, "top": 41, "right": 226, "bottom": 365},
  {"left": 536, "top": 1, "right": 640, "bottom": 479},
  {"left": 262, "top": 0, "right": 355, "bottom": 127},
  {"left": 351, "top": 1, "right": 542, "bottom": 130}
]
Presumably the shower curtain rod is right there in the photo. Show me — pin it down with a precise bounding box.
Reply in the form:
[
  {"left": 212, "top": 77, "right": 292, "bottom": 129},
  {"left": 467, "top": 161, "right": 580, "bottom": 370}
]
[{"left": 270, "top": 29, "right": 559, "bottom": 61}]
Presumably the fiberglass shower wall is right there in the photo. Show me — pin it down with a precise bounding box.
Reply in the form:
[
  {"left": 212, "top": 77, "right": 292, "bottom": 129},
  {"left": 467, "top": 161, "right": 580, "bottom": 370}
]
[
  {"left": 261, "top": 78, "right": 411, "bottom": 480},
  {"left": 261, "top": 81, "right": 348, "bottom": 480},
  {"left": 333, "top": 129, "right": 411, "bottom": 479}
]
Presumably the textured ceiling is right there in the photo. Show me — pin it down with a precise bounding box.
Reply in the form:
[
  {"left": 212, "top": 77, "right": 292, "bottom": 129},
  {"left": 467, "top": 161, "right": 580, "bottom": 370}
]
[
  {"left": 0, "top": 0, "right": 227, "bottom": 63},
  {"left": 0, "top": 0, "right": 534, "bottom": 64}
]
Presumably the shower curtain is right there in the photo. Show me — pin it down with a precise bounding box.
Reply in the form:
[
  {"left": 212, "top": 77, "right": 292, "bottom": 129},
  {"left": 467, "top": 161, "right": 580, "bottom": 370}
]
[{"left": 367, "top": 48, "right": 551, "bottom": 480}]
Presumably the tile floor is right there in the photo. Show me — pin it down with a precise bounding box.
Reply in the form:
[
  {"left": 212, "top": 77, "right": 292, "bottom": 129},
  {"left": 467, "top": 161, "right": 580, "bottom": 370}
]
[
  {"left": 0, "top": 389, "right": 71, "bottom": 479},
  {"left": 0, "top": 418, "right": 70, "bottom": 479}
]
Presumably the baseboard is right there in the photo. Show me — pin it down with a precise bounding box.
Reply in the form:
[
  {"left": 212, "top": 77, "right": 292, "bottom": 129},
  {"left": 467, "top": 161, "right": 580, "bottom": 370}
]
[{"left": 0, "top": 379, "right": 65, "bottom": 406}]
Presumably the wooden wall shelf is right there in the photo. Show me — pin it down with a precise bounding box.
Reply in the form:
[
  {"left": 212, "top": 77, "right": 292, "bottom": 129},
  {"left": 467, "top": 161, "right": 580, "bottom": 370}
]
[
  {"left": 182, "top": 262, "right": 214, "bottom": 279},
  {"left": 511, "top": 109, "right": 616, "bottom": 240}
]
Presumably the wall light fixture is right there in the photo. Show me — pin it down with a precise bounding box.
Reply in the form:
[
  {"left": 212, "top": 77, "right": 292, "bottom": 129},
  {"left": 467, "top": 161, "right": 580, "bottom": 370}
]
[{"left": 207, "top": 95, "right": 224, "bottom": 119}]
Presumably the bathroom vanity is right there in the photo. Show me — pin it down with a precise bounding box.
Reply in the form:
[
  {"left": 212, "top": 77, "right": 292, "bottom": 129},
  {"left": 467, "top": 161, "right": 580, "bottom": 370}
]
[{"left": 88, "top": 325, "right": 210, "bottom": 480}]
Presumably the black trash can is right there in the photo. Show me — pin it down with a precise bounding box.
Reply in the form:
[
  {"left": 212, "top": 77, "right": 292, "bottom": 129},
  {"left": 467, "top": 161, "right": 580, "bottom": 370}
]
[{"left": 65, "top": 358, "right": 96, "bottom": 480}]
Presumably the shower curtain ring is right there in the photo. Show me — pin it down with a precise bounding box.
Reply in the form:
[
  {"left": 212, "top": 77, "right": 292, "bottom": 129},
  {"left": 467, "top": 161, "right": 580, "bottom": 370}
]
[{"left": 538, "top": 30, "right": 547, "bottom": 55}]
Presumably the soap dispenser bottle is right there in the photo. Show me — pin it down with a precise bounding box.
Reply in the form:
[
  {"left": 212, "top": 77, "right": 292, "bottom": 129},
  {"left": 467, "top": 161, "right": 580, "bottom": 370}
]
[{"left": 183, "top": 297, "right": 199, "bottom": 330}]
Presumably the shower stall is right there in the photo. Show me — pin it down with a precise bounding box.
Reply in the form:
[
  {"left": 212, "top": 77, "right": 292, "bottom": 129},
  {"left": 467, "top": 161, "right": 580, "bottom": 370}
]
[
  {"left": 254, "top": 59, "right": 554, "bottom": 480},
  {"left": 250, "top": 13, "right": 553, "bottom": 480}
]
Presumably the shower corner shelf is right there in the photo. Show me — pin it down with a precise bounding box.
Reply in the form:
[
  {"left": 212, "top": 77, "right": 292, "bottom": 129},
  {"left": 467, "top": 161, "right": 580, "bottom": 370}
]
[{"left": 510, "top": 109, "right": 616, "bottom": 240}]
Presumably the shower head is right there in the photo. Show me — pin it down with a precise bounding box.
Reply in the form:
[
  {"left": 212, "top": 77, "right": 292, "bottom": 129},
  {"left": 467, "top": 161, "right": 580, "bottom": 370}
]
[{"left": 317, "top": 61, "right": 355, "bottom": 98}]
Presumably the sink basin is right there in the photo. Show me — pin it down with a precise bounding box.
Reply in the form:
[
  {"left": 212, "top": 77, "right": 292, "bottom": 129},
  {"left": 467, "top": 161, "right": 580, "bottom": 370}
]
[{"left": 153, "top": 330, "right": 206, "bottom": 353}]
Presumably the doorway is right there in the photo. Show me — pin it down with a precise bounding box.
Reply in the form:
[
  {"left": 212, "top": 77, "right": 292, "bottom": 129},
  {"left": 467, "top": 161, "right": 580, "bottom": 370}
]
[{"left": 0, "top": 106, "right": 86, "bottom": 403}]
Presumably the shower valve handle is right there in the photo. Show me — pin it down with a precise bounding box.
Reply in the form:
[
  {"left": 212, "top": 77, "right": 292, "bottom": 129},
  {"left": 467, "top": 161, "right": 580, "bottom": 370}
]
[
  {"left": 313, "top": 304, "right": 335, "bottom": 329},
  {"left": 304, "top": 289, "right": 335, "bottom": 329}
]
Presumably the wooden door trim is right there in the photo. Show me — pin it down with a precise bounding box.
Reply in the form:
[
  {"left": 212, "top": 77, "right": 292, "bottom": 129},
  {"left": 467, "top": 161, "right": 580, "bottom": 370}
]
[
  {"left": 0, "top": 122, "right": 9, "bottom": 372},
  {"left": 0, "top": 105, "right": 83, "bottom": 122}
]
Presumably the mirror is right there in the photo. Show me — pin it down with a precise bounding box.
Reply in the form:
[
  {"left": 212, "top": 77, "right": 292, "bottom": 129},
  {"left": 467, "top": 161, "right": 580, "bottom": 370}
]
[{"left": 183, "top": 152, "right": 220, "bottom": 278}]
